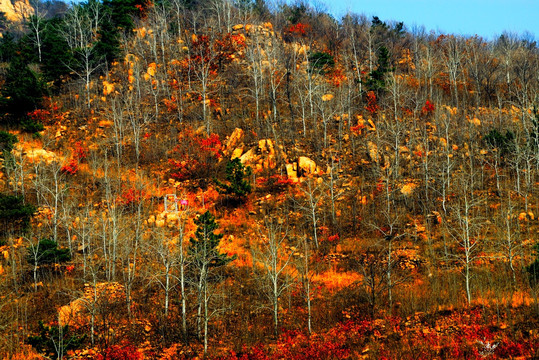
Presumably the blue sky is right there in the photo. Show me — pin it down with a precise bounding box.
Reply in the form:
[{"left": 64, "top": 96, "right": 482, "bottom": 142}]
[{"left": 316, "top": 0, "right": 537, "bottom": 40}]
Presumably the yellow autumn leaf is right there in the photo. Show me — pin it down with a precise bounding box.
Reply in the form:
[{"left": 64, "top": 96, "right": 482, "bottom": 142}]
[
  {"left": 439, "top": 137, "right": 447, "bottom": 147},
  {"left": 321, "top": 93, "right": 334, "bottom": 101},
  {"left": 147, "top": 63, "right": 157, "bottom": 77},
  {"left": 134, "top": 27, "right": 147, "bottom": 38},
  {"left": 102, "top": 81, "right": 114, "bottom": 96}
]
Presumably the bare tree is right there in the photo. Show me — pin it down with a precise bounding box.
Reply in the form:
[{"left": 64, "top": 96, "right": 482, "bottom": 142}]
[
  {"left": 24, "top": 0, "right": 47, "bottom": 63},
  {"left": 291, "top": 177, "right": 326, "bottom": 249},
  {"left": 187, "top": 210, "right": 233, "bottom": 354},
  {"left": 61, "top": 0, "right": 104, "bottom": 109},
  {"left": 445, "top": 169, "right": 485, "bottom": 305},
  {"left": 31, "top": 159, "right": 68, "bottom": 244},
  {"left": 252, "top": 216, "right": 297, "bottom": 337}
]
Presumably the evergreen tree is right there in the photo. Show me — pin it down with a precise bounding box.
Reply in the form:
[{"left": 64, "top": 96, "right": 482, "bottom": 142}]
[
  {"left": 188, "top": 210, "right": 234, "bottom": 352},
  {"left": 527, "top": 243, "right": 539, "bottom": 286},
  {"left": 94, "top": 13, "right": 121, "bottom": 65},
  {"left": 308, "top": 51, "right": 335, "bottom": 75},
  {"left": 365, "top": 46, "right": 392, "bottom": 93},
  {"left": 0, "top": 193, "right": 35, "bottom": 244},
  {"left": 215, "top": 158, "right": 252, "bottom": 200},
  {"left": 0, "top": 131, "right": 17, "bottom": 155},
  {"left": 0, "top": 55, "right": 46, "bottom": 123},
  {"left": 102, "top": 0, "right": 147, "bottom": 32},
  {"left": 0, "top": 32, "right": 17, "bottom": 62},
  {"left": 40, "top": 17, "right": 72, "bottom": 84},
  {"left": 27, "top": 238, "right": 71, "bottom": 266},
  {"left": 189, "top": 211, "right": 234, "bottom": 270},
  {"left": 27, "top": 320, "right": 85, "bottom": 359}
]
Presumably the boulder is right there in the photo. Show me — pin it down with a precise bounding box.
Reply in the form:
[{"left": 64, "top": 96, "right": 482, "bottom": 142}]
[
  {"left": 0, "top": 0, "right": 33, "bottom": 22},
  {"left": 297, "top": 156, "right": 317, "bottom": 175},
  {"left": 232, "top": 24, "right": 244, "bottom": 31},
  {"left": 240, "top": 148, "right": 256, "bottom": 165},
  {"left": 286, "top": 163, "right": 299, "bottom": 183},
  {"left": 258, "top": 139, "right": 274, "bottom": 156},
  {"left": 226, "top": 128, "right": 244, "bottom": 152},
  {"left": 231, "top": 147, "right": 244, "bottom": 159},
  {"left": 239, "top": 139, "right": 286, "bottom": 173}
]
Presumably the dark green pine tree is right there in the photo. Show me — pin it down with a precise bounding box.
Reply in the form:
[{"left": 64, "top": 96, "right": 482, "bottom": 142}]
[
  {"left": 0, "top": 193, "right": 35, "bottom": 244},
  {"left": 188, "top": 210, "right": 234, "bottom": 347},
  {"left": 365, "top": 45, "right": 392, "bottom": 93},
  {"left": 0, "top": 55, "right": 46, "bottom": 123},
  {"left": 0, "top": 131, "right": 17, "bottom": 155},
  {"left": 26, "top": 238, "right": 71, "bottom": 266},
  {"left": 527, "top": 243, "right": 539, "bottom": 286},
  {"left": 189, "top": 211, "right": 234, "bottom": 270},
  {"left": 40, "top": 17, "right": 73, "bottom": 85},
  {"left": 0, "top": 32, "right": 17, "bottom": 63},
  {"left": 102, "top": 0, "right": 147, "bottom": 32},
  {"left": 215, "top": 158, "right": 252, "bottom": 200},
  {"left": 94, "top": 13, "right": 121, "bottom": 65},
  {"left": 27, "top": 320, "right": 85, "bottom": 359}
]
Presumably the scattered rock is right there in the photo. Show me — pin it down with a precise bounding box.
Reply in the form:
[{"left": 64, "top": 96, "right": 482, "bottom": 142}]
[
  {"left": 232, "top": 24, "right": 244, "bottom": 31},
  {"left": 239, "top": 138, "right": 286, "bottom": 173},
  {"left": 286, "top": 163, "right": 298, "bottom": 183},
  {"left": 21, "top": 147, "right": 60, "bottom": 164},
  {"left": 240, "top": 148, "right": 256, "bottom": 165},
  {"left": 297, "top": 156, "right": 317, "bottom": 175},
  {"left": 233, "top": 22, "right": 275, "bottom": 38}
]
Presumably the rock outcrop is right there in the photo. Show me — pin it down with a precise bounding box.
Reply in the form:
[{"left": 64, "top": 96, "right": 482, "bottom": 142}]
[
  {"left": 224, "top": 128, "right": 323, "bottom": 183},
  {"left": 0, "top": 0, "right": 33, "bottom": 24}
]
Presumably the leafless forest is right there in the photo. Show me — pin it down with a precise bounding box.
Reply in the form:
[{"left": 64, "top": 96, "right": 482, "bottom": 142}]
[{"left": 0, "top": 0, "right": 539, "bottom": 358}]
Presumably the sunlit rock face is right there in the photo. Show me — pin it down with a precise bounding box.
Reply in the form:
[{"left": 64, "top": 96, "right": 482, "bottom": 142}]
[{"left": 0, "top": 0, "right": 33, "bottom": 23}]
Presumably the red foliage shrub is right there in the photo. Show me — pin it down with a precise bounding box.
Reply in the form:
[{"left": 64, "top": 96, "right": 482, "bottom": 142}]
[
  {"left": 421, "top": 99, "right": 435, "bottom": 116},
  {"left": 117, "top": 188, "right": 146, "bottom": 208},
  {"left": 287, "top": 23, "right": 310, "bottom": 36},
  {"left": 350, "top": 122, "right": 366, "bottom": 136},
  {"left": 73, "top": 141, "right": 88, "bottom": 161},
  {"left": 168, "top": 128, "right": 222, "bottom": 181},
  {"left": 225, "top": 329, "right": 350, "bottom": 360},
  {"left": 498, "top": 341, "right": 523, "bottom": 357},
  {"left": 327, "top": 234, "right": 340, "bottom": 242},
  {"left": 256, "top": 174, "right": 295, "bottom": 192},
  {"left": 60, "top": 142, "right": 88, "bottom": 175},
  {"left": 96, "top": 342, "right": 142, "bottom": 360},
  {"left": 61, "top": 158, "right": 79, "bottom": 175},
  {"left": 27, "top": 109, "right": 51, "bottom": 122},
  {"left": 365, "top": 91, "right": 379, "bottom": 115}
]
